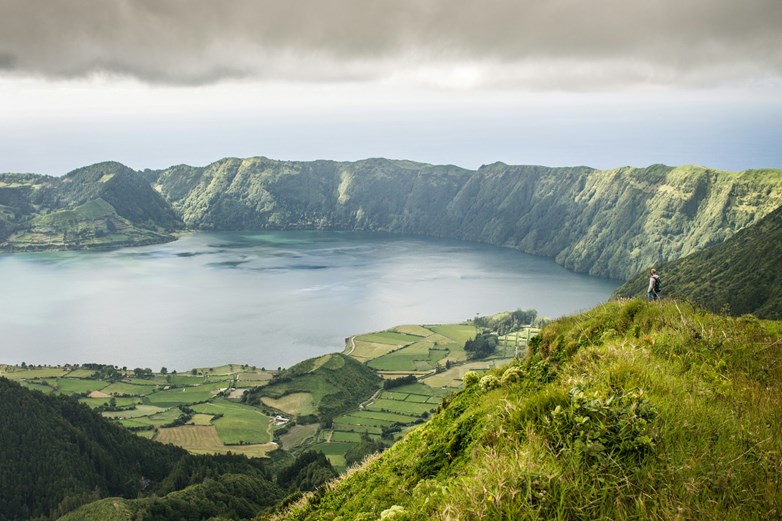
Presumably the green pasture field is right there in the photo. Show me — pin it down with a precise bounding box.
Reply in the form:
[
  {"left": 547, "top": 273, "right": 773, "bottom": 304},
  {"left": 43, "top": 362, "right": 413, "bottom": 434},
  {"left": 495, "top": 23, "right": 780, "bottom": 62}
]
[
  {"left": 392, "top": 325, "right": 433, "bottom": 337},
  {"left": 237, "top": 371, "right": 273, "bottom": 383},
  {"left": 260, "top": 374, "right": 340, "bottom": 403},
  {"left": 279, "top": 423, "right": 320, "bottom": 450},
  {"left": 261, "top": 392, "right": 317, "bottom": 416},
  {"left": 427, "top": 324, "right": 478, "bottom": 345},
  {"left": 121, "top": 377, "right": 162, "bottom": 386},
  {"left": 350, "top": 410, "right": 419, "bottom": 423},
  {"left": 79, "top": 396, "right": 142, "bottom": 409},
  {"left": 64, "top": 369, "right": 98, "bottom": 378},
  {"left": 191, "top": 398, "right": 271, "bottom": 445},
  {"left": 404, "top": 393, "right": 430, "bottom": 403},
  {"left": 335, "top": 414, "right": 395, "bottom": 428},
  {"left": 154, "top": 425, "right": 274, "bottom": 458},
  {"left": 145, "top": 382, "right": 226, "bottom": 407},
  {"left": 101, "top": 405, "right": 167, "bottom": 419},
  {"left": 331, "top": 431, "right": 364, "bottom": 443},
  {"left": 392, "top": 382, "right": 450, "bottom": 398},
  {"left": 0, "top": 366, "right": 67, "bottom": 379},
  {"left": 376, "top": 391, "right": 408, "bottom": 401},
  {"left": 17, "top": 381, "right": 53, "bottom": 393},
  {"left": 310, "top": 441, "right": 355, "bottom": 470},
  {"left": 355, "top": 331, "right": 420, "bottom": 345},
  {"left": 367, "top": 341, "right": 448, "bottom": 371},
  {"left": 101, "top": 381, "right": 157, "bottom": 396},
  {"left": 367, "top": 399, "right": 434, "bottom": 416},
  {"left": 331, "top": 431, "right": 382, "bottom": 443},
  {"left": 348, "top": 340, "right": 400, "bottom": 361},
  {"left": 165, "top": 374, "right": 206, "bottom": 386},
  {"left": 50, "top": 378, "right": 108, "bottom": 394},
  {"left": 190, "top": 413, "right": 214, "bottom": 426},
  {"left": 119, "top": 407, "right": 182, "bottom": 428}
]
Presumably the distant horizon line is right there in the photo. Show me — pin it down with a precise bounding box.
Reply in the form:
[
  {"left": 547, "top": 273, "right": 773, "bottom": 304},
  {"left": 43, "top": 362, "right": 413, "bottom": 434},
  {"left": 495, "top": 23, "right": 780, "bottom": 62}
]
[{"left": 5, "top": 156, "right": 780, "bottom": 178}]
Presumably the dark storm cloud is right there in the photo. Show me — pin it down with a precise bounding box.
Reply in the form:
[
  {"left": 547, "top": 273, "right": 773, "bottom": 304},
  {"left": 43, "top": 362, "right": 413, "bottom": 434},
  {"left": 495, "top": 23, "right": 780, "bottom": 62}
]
[{"left": 0, "top": 0, "right": 780, "bottom": 87}]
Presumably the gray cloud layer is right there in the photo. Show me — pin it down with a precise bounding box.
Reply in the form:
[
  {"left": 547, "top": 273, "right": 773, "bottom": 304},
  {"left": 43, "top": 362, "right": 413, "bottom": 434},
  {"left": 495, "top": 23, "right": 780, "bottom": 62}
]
[{"left": 1, "top": 0, "right": 781, "bottom": 88}]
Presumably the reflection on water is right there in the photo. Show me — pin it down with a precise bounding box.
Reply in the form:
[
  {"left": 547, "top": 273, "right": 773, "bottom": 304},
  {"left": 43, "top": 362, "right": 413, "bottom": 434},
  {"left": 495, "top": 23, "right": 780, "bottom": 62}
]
[{"left": 0, "top": 231, "right": 620, "bottom": 371}]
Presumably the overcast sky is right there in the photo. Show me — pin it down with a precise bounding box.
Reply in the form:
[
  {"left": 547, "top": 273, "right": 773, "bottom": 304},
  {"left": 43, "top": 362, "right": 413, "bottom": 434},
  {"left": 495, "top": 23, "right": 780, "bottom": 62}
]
[{"left": 1, "top": 0, "right": 781, "bottom": 175}]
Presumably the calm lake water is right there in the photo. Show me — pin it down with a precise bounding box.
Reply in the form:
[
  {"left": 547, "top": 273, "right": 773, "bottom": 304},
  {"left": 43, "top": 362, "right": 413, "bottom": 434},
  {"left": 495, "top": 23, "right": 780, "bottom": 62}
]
[{"left": 0, "top": 231, "right": 620, "bottom": 371}]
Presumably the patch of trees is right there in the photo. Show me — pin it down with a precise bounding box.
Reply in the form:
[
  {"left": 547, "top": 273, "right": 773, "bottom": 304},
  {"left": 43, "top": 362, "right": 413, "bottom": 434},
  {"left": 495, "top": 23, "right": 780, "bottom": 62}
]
[
  {"left": 133, "top": 367, "right": 154, "bottom": 378},
  {"left": 276, "top": 451, "right": 337, "bottom": 493},
  {"left": 0, "top": 377, "right": 184, "bottom": 521},
  {"left": 464, "top": 333, "right": 498, "bottom": 359},
  {"left": 383, "top": 374, "right": 417, "bottom": 389},
  {"left": 344, "top": 433, "right": 386, "bottom": 468},
  {"left": 473, "top": 308, "right": 538, "bottom": 333}
]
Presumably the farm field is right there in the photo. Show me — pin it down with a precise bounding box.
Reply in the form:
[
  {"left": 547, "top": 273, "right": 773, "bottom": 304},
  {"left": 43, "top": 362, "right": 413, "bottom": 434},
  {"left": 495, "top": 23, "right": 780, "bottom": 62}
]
[
  {"left": 261, "top": 392, "right": 316, "bottom": 416},
  {"left": 191, "top": 398, "right": 273, "bottom": 445},
  {"left": 0, "top": 314, "right": 537, "bottom": 472},
  {"left": 154, "top": 425, "right": 276, "bottom": 457},
  {"left": 357, "top": 323, "right": 478, "bottom": 372},
  {"left": 279, "top": 423, "right": 319, "bottom": 450}
]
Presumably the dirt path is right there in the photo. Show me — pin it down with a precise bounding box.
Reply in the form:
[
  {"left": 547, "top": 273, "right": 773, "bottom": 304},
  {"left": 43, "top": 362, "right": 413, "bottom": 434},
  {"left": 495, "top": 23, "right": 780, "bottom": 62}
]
[{"left": 344, "top": 335, "right": 357, "bottom": 356}]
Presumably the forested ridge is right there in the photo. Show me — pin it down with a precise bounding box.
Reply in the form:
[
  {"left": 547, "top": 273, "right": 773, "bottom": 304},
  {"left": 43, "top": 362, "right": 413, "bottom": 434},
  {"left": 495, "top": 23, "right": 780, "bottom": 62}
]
[
  {"left": 3, "top": 157, "right": 781, "bottom": 280},
  {"left": 0, "top": 378, "right": 335, "bottom": 521}
]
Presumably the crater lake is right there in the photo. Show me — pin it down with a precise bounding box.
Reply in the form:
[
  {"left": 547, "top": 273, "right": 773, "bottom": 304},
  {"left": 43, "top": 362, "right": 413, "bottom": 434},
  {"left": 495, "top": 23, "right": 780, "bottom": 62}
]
[{"left": 0, "top": 231, "right": 621, "bottom": 370}]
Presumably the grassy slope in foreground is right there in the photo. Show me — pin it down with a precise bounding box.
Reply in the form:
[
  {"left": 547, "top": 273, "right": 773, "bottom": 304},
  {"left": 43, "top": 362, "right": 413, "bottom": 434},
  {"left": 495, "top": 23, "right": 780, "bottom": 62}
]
[
  {"left": 267, "top": 300, "right": 782, "bottom": 520},
  {"left": 615, "top": 203, "right": 782, "bottom": 320}
]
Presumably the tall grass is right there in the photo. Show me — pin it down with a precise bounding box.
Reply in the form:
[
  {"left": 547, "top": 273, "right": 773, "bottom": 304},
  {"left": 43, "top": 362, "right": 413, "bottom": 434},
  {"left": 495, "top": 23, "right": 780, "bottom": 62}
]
[{"left": 265, "top": 300, "right": 782, "bottom": 520}]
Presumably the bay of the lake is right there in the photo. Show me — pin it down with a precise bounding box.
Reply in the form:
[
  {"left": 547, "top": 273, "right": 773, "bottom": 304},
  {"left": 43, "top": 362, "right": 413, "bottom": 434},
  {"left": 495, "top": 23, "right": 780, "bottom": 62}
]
[{"left": 0, "top": 231, "right": 621, "bottom": 371}]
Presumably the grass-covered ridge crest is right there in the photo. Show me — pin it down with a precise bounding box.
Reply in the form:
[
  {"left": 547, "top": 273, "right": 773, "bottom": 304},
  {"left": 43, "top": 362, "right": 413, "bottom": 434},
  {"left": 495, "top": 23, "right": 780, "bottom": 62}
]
[{"left": 266, "top": 299, "right": 782, "bottom": 520}]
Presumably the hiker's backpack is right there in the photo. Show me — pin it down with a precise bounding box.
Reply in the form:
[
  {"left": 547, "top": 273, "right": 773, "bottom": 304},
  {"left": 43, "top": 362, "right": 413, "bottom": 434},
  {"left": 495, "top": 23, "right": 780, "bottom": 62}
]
[{"left": 653, "top": 275, "right": 661, "bottom": 294}]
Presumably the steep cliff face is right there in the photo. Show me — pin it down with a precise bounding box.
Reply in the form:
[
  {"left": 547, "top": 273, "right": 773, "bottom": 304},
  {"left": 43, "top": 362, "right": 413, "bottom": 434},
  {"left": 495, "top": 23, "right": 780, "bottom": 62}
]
[
  {"left": 150, "top": 158, "right": 782, "bottom": 279},
  {"left": 4, "top": 157, "right": 780, "bottom": 279}
]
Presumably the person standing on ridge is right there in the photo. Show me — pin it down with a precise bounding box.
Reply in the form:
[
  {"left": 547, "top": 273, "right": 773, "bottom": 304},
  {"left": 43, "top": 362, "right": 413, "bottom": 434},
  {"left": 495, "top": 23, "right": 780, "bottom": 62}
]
[{"left": 647, "top": 268, "right": 661, "bottom": 301}]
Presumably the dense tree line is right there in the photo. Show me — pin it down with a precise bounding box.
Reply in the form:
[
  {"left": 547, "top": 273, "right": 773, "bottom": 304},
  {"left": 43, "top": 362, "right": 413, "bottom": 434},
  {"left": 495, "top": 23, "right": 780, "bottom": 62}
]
[
  {"left": 464, "top": 333, "right": 498, "bottom": 359},
  {"left": 344, "top": 433, "right": 386, "bottom": 468},
  {"left": 0, "top": 377, "right": 337, "bottom": 521},
  {"left": 0, "top": 377, "right": 184, "bottom": 520},
  {"left": 276, "top": 451, "right": 337, "bottom": 493},
  {"left": 383, "top": 374, "right": 417, "bottom": 390}
]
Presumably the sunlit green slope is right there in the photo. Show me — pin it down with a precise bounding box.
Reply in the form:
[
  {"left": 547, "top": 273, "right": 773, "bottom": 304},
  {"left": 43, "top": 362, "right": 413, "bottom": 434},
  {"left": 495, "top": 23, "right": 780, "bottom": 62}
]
[
  {"left": 266, "top": 300, "right": 782, "bottom": 520},
  {"left": 616, "top": 203, "right": 782, "bottom": 319},
  {"left": 0, "top": 162, "right": 181, "bottom": 251}
]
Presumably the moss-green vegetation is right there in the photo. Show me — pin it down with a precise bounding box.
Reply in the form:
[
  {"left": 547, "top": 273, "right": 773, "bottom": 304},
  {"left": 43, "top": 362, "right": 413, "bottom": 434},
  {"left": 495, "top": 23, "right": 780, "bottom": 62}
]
[
  {"left": 244, "top": 354, "right": 381, "bottom": 423},
  {"left": 616, "top": 203, "right": 782, "bottom": 319},
  {"left": 0, "top": 162, "right": 180, "bottom": 252},
  {"left": 268, "top": 300, "right": 782, "bottom": 520},
  {"left": 192, "top": 399, "right": 273, "bottom": 445}
]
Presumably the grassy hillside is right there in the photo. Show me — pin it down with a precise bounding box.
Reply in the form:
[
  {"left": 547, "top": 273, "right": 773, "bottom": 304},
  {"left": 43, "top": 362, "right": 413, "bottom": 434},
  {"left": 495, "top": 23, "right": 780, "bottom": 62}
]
[
  {"left": 616, "top": 203, "right": 782, "bottom": 319},
  {"left": 0, "top": 162, "right": 181, "bottom": 251},
  {"left": 244, "top": 353, "right": 382, "bottom": 423},
  {"left": 267, "top": 300, "right": 782, "bottom": 520}
]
